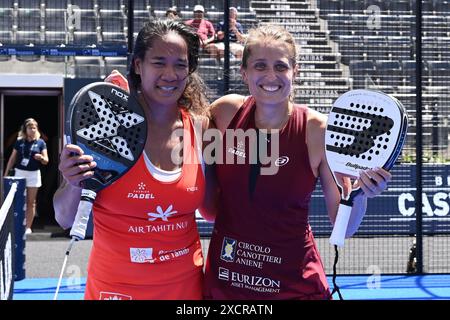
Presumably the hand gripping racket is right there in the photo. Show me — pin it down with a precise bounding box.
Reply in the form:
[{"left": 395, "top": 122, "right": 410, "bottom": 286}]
[
  {"left": 325, "top": 90, "right": 407, "bottom": 299},
  {"left": 54, "top": 82, "right": 147, "bottom": 299}
]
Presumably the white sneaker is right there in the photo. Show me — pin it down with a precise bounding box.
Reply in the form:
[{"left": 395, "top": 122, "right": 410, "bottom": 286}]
[{"left": 25, "top": 228, "right": 32, "bottom": 235}]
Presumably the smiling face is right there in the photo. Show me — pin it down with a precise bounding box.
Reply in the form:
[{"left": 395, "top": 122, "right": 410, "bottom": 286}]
[
  {"left": 134, "top": 31, "right": 189, "bottom": 109},
  {"left": 241, "top": 40, "right": 297, "bottom": 107}
]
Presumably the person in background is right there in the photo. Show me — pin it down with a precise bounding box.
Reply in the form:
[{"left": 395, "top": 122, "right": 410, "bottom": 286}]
[
  {"left": 210, "top": 6, "right": 246, "bottom": 61},
  {"left": 165, "top": 6, "right": 180, "bottom": 20},
  {"left": 4, "top": 118, "right": 49, "bottom": 235},
  {"left": 185, "top": 5, "right": 218, "bottom": 57}
]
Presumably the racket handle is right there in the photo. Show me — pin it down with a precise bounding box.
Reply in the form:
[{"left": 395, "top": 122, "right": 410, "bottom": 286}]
[
  {"left": 70, "top": 189, "right": 97, "bottom": 240},
  {"left": 329, "top": 203, "right": 353, "bottom": 247}
]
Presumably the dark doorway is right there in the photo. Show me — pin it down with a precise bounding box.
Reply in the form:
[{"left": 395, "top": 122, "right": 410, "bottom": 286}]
[{"left": 3, "top": 94, "right": 60, "bottom": 228}]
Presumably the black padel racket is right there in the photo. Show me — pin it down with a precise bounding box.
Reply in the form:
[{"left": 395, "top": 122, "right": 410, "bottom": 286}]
[
  {"left": 69, "top": 82, "right": 147, "bottom": 239},
  {"left": 326, "top": 89, "right": 408, "bottom": 247},
  {"left": 54, "top": 82, "right": 147, "bottom": 299}
]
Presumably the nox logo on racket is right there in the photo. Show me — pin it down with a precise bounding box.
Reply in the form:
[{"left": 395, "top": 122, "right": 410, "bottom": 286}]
[
  {"left": 76, "top": 90, "right": 145, "bottom": 161},
  {"left": 326, "top": 106, "right": 394, "bottom": 159},
  {"left": 111, "top": 88, "right": 129, "bottom": 102}
]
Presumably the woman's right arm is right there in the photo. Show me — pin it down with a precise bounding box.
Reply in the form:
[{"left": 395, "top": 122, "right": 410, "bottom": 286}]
[
  {"left": 197, "top": 95, "right": 245, "bottom": 221},
  {"left": 53, "top": 144, "right": 97, "bottom": 229},
  {"left": 4, "top": 149, "right": 18, "bottom": 177}
]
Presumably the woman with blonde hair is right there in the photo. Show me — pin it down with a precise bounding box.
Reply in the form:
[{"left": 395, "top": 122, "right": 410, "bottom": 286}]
[
  {"left": 4, "top": 118, "right": 49, "bottom": 235},
  {"left": 203, "top": 25, "right": 391, "bottom": 299}
]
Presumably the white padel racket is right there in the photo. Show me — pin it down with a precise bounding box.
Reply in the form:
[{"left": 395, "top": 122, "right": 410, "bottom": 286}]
[{"left": 326, "top": 89, "right": 408, "bottom": 247}]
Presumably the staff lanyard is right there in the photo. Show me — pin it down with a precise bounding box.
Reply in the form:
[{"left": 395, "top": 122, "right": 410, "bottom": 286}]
[{"left": 21, "top": 140, "right": 38, "bottom": 160}]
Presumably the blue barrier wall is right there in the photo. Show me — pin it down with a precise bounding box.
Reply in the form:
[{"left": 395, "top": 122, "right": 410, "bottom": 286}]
[{"left": 3, "top": 177, "right": 26, "bottom": 281}]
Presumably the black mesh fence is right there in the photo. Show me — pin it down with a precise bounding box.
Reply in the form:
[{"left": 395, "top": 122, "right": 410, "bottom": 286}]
[{"left": 421, "top": 0, "right": 450, "bottom": 273}]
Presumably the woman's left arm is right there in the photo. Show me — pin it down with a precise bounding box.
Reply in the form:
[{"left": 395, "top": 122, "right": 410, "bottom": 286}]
[{"left": 34, "top": 145, "right": 49, "bottom": 165}]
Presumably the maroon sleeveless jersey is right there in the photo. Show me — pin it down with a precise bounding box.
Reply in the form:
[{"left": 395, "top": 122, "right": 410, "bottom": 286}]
[{"left": 203, "top": 97, "right": 331, "bottom": 300}]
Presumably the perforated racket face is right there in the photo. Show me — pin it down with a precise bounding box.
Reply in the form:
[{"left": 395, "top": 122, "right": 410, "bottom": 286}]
[
  {"left": 68, "top": 82, "right": 147, "bottom": 191},
  {"left": 325, "top": 90, "right": 408, "bottom": 177}
]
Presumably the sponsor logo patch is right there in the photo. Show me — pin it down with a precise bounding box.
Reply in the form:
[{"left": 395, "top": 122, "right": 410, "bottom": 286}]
[
  {"left": 130, "top": 247, "right": 155, "bottom": 263},
  {"left": 100, "top": 292, "right": 132, "bottom": 300},
  {"left": 221, "top": 237, "right": 237, "bottom": 262}
]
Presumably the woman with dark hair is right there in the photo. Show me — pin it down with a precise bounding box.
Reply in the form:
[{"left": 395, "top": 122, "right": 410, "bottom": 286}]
[
  {"left": 4, "top": 118, "right": 48, "bottom": 235},
  {"left": 53, "top": 20, "right": 212, "bottom": 300}
]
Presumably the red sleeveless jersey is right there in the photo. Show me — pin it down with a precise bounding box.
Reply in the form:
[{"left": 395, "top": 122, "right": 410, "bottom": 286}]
[
  {"left": 204, "top": 97, "right": 331, "bottom": 300},
  {"left": 85, "top": 109, "right": 205, "bottom": 300}
]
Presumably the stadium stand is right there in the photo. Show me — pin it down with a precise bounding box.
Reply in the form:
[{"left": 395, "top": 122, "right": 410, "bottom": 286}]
[
  {"left": 104, "top": 56, "right": 127, "bottom": 76},
  {"left": 0, "top": 0, "right": 446, "bottom": 162},
  {"left": 315, "top": 0, "right": 450, "bottom": 157},
  {"left": 68, "top": 0, "right": 93, "bottom": 10},
  {"left": 96, "top": 0, "right": 123, "bottom": 11},
  {"left": 43, "top": 0, "right": 68, "bottom": 10},
  {"left": 74, "top": 56, "right": 102, "bottom": 78},
  {"left": 98, "top": 7, "right": 127, "bottom": 45},
  {"left": 251, "top": 0, "right": 350, "bottom": 113}
]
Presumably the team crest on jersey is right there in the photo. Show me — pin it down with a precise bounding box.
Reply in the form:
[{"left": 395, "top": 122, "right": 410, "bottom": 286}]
[
  {"left": 221, "top": 237, "right": 237, "bottom": 262},
  {"left": 227, "top": 140, "right": 246, "bottom": 159},
  {"left": 218, "top": 267, "right": 230, "bottom": 281},
  {"left": 186, "top": 186, "right": 198, "bottom": 192},
  {"left": 99, "top": 292, "right": 133, "bottom": 300},
  {"left": 130, "top": 247, "right": 155, "bottom": 263},
  {"left": 275, "top": 156, "right": 289, "bottom": 167},
  {"left": 147, "top": 205, "right": 177, "bottom": 221},
  {"left": 127, "top": 182, "right": 155, "bottom": 200}
]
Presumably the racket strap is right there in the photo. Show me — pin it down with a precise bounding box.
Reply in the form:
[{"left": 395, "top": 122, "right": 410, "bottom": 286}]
[
  {"left": 331, "top": 245, "right": 344, "bottom": 300},
  {"left": 70, "top": 189, "right": 97, "bottom": 240}
]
